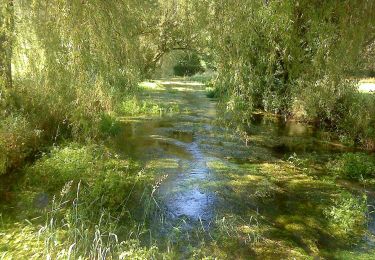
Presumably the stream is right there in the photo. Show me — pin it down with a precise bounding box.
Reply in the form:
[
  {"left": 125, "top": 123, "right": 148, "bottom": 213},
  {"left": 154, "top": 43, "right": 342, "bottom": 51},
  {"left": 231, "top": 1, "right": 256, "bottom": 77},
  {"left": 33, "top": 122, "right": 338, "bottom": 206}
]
[{"left": 111, "top": 80, "right": 375, "bottom": 258}]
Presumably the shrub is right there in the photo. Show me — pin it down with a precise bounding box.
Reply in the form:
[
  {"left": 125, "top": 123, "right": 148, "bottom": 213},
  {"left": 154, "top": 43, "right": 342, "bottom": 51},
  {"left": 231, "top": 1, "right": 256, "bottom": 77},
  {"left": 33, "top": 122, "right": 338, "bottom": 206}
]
[
  {"left": 14, "top": 143, "right": 162, "bottom": 258},
  {"left": 25, "top": 144, "right": 95, "bottom": 191},
  {"left": 336, "top": 92, "right": 375, "bottom": 148},
  {"left": 99, "top": 113, "right": 122, "bottom": 137},
  {"left": 0, "top": 115, "right": 41, "bottom": 175},
  {"left": 2, "top": 181, "right": 162, "bottom": 259},
  {"left": 173, "top": 53, "right": 204, "bottom": 76},
  {"left": 205, "top": 81, "right": 220, "bottom": 98},
  {"left": 189, "top": 71, "right": 217, "bottom": 83},
  {"left": 119, "top": 97, "right": 180, "bottom": 116},
  {"left": 36, "top": 182, "right": 162, "bottom": 259},
  {"left": 329, "top": 153, "right": 375, "bottom": 180}
]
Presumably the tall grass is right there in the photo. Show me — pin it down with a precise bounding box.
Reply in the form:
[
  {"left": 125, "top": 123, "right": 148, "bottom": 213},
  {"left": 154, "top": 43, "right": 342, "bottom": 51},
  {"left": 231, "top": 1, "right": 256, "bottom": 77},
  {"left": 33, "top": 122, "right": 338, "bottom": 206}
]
[
  {"left": 38, "top": 182, "right": 160, "bottom": 259},
  {"left": 0, "top": 142, "right": 167, "bottom": 258}
]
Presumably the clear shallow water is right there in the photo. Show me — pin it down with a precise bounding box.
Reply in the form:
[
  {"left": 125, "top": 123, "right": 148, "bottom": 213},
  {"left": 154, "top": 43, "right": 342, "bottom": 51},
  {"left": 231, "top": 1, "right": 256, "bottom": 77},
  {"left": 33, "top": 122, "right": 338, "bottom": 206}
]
[
  {"left": 113, "top": 82, "right": 219, "bottom": 225},
  {"left": 111, "top": 80, "right": 375, "bottom": 258}
]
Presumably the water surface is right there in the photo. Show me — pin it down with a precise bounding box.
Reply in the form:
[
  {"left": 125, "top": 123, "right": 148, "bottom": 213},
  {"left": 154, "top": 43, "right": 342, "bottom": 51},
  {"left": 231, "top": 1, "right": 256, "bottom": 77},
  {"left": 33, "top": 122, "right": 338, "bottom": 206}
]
[{"left": 112, "top": 80, "right": 375, "bottom": 258}]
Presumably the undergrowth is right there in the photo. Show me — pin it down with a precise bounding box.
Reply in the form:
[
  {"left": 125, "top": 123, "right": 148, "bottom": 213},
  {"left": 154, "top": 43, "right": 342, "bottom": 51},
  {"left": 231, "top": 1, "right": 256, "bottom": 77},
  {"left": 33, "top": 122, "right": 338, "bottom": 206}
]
[
  {"left": 1, "top": 143, "right": 166, "bottom": 259},
  {"left": 1, "top": 182, "right": 163, "bottom": 259},
  {"left": 328, "top": 152, "right": 375, "bottom": 180},
  {"left": 119, "top": 97, "right": 180, "bottom": 117}
]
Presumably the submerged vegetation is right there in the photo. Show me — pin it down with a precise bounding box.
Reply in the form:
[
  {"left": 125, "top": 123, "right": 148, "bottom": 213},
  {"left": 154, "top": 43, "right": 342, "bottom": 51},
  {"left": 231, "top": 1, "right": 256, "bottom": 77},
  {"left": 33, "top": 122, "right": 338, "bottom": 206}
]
[{"left": 1, "top": 0, "right": 375, "bottom": 259}]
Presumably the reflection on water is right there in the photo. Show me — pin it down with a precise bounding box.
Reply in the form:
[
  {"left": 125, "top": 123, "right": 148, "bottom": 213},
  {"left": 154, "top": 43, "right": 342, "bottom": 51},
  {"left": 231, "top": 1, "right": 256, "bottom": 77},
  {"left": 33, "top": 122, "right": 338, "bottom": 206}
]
[
  {"left": 247, "top": 113, "right": 355, "bottom": 157},
  {"left": 110, "top": 81, "right": 374, "bottom": 257},
  {"left": 112, "top": 84, "right": 218, "bottom": 223}
]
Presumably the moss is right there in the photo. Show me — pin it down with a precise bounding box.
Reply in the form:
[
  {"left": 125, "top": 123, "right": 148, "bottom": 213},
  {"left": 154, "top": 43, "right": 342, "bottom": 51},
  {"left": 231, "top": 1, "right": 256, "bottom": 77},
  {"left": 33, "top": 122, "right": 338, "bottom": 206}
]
[{"left": 2, "top": 79, "right": 374, "bottom": 259}]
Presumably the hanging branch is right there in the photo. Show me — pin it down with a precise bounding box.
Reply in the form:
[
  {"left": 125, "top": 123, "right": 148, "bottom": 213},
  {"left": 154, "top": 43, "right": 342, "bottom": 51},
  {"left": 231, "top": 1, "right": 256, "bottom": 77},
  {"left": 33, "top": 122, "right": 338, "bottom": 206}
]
[{"left": 0, "top": 0, "right": 14, "bottom": 88}]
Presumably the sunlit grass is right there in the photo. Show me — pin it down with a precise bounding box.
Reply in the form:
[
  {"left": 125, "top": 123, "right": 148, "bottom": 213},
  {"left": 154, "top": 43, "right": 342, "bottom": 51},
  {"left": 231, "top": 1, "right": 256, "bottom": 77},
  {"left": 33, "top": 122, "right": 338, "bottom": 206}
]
[{"left": 359, "top": 77, "right": 375, "bottom": 83}]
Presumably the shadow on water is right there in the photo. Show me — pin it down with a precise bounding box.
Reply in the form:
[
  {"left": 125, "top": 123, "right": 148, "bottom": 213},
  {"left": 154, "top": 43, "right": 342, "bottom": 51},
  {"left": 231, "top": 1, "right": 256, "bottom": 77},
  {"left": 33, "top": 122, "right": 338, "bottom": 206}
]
[
  {"left": 247, "top": 113, "right": 356, "bottom": 157},
  {"left": 109, "top": 81, "right": 375, "bottom": 258}
]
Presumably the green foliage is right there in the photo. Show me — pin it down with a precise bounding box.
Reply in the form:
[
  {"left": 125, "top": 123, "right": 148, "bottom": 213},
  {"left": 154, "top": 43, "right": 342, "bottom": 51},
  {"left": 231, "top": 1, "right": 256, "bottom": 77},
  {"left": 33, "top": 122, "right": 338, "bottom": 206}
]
[
  {"left": 36, "top": 183, "right": 161, "bottom": 259},
  {"left": 189, "top": 71, "right": 216, "bottom": 83},
  {"left": 204, "top": 0, "right": 375, "bottom": 146},
  {"left": 99, "top": 113, "right": 122, "bottom": 137},
  {"left": 298, "top": 81, "right": 375, "bottom": 146},
  {"left": 359, "top": 40, "right": 375, "bottom": 77},
  {"left": 336, "top": 92, "right": 375, "bottom": 148},
  {"left": 0, "top": 0, "right": 14, "bottom": 89},
  {"left": 205, "top": 81, "right": 219, "bottom": 98},
  {"left": 25, "top": 144, "right": 94, "bottom": 192},
  {"left": 173, "top": 52, "right": 204, "bottom": 76},
  {"left": 2, "top": 1, "right": 375, "bottom": 257},
  {"left": 0, "top": 184, "right": 163, "bottom": 259},
  {"left": 1, "top": 0, "right": 185, "bottom": 173},
  {"left": 7, "top": 141, "right": 165, "bottom": 259},
  {"left": 0, "top": 115, "right": 40, "bottom": 175},
  {"left": 329, "top": 153, "right": 375, "bottom": 180},
  {"left": 119, "top": 96, "right": 180, "bottom": 116},
  {"left": 24, "top": 144, "right": 147, "bottom": 203},
  {"left": 324, "top": 191, "right": 367, "bottom": 240}
]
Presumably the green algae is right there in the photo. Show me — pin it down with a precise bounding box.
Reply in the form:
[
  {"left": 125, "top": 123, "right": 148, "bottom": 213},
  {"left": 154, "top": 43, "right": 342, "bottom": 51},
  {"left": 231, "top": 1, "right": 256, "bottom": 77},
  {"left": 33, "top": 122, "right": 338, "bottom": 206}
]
[{"left": 1, "top": 79, "right": 374, "bottom": 259}]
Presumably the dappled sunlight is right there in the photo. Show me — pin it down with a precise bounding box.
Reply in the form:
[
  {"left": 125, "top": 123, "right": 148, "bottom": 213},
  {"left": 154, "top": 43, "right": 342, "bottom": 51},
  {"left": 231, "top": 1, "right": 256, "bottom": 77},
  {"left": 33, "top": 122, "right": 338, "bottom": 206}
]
[
  {"left": 2, "top": 1, "right": 375, "bottom": 258},
  {"left": 138, "top": 81, "right": 164, "bottom": 90},
  {"left": 155, "top": 80, "right": 205, "bottom": 86},
  {"left": 0, "top": 223, "right": 43, "bottom": 259},
  {"left": 146, "top": 158, "right": 180, "bottom": 171}
]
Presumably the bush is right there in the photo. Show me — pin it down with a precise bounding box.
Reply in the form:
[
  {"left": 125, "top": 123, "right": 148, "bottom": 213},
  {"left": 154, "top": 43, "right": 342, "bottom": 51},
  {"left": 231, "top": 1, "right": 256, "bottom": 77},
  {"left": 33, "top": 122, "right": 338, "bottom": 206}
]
[
  {"left": 99, "top": 113, "right": 122, "bottom": 137},
  {"left": 119, "top": 96, "right": 180, "bottom": 116},
  {"left": 337, "top": 92, "right": 375, "bottom": 148},
  {"left": 4, "top": 177, "right": 161, "bottom": 259},
  {"left": 35, "top": 182, "right": 162, "bottom": 259},
  {"left": 0, "top": 115, "right": 41, "bottom": 175},
  {"left": 329, "top": 153, "right": 375, "bottom": 180},
  {"left": 23, "top": 143, "right": 157, "bottom": 212},
  {"left": 10, "top": 78, "right": 116, "bottom": 140},
  {"left": 25, "top": 144, "right": 96, "bottom": 192},
  {"left": 189, "top": 71, "right": 217, "bottom": 83},
  {"left": 173, "top": 53, "right": 204, "bottom": 76},
  {"left": 205, "top": 81, "right": 220, "bottom": 98},
  {"left": 14, "top": 143, "right": 161, "bottom": 258}
]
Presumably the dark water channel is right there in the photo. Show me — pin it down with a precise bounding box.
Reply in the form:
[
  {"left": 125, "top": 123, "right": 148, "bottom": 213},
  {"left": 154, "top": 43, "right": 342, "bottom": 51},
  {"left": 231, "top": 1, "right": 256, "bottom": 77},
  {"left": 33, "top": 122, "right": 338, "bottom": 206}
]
[{"left": 112, "top": 80, "right": 375, "bottom": 258}]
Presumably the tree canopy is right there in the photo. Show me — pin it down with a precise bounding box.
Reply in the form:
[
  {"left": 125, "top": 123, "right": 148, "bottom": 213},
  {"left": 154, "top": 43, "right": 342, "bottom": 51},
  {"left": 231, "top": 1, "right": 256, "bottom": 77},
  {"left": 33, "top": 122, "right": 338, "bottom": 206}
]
[{"left": 1, "top": 0, "right": 374, "bottom": 144}]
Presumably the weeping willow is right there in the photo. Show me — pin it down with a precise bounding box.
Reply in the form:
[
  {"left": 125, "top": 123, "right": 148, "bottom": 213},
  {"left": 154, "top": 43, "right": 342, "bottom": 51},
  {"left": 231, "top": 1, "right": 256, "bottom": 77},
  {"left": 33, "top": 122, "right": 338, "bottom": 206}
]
[
  {"left": 1, "top": 0, "right": 374, "bottom": 169},
  {"left": 4, "top": 0, "right": 162, "bottom": 139},
  {"left": 201, "top": 0, "right": 375, "bottom": 142},
  {"left": 0, "top": 0, "right": 13, "bottom": 89},
  {"left": 0, "top": 0, "right": 166, "bottom": 174}
]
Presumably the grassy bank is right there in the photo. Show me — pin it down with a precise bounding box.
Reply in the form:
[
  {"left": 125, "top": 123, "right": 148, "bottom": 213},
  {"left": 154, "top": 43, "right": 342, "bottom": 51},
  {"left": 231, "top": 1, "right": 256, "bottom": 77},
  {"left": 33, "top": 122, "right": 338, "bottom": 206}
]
[
  {"left": 0, "top": 81, "right": 186, "bottom": 259},
  {"left": 1, "top": 80, "right": 375, "bottom": 259}
]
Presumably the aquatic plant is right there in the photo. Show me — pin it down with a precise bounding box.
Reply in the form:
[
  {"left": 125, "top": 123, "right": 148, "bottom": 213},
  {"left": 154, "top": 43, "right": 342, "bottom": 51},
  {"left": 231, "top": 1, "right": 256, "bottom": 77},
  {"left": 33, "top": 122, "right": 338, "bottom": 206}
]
[
  {"left": 324, "top": 191, "right": 367, "bottom": 241},
  {"left": 119, "top": 97, "right": 180, "bottom": 116}
]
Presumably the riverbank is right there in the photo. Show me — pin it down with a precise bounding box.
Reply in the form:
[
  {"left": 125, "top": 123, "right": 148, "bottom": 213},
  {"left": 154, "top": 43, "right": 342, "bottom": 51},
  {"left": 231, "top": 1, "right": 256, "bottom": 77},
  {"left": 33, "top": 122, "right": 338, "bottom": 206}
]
[{"left": 1, "top": 79, "right": 375, "bottom": 259}]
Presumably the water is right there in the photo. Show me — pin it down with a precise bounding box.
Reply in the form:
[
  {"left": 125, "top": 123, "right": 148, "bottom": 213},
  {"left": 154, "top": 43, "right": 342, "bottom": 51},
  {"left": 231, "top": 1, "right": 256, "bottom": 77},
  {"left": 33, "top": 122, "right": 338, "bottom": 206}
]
[
  {"left": 111, "top": 80, "right": 375, "bottom": 258},
  {"left": 113, "top": 82, "right": 219, "bottom": 225}
]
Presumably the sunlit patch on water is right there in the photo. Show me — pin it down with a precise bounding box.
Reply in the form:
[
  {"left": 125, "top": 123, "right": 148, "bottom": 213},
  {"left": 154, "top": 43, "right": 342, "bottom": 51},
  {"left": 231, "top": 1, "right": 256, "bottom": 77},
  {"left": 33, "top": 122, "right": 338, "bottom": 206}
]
[
  {"left": 109, "top": 80, "right": 375, "bottom": 258},
  {"left": 161, "top": 187, "right": 214, "bottom": 221}
]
